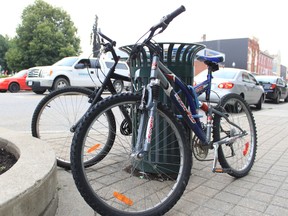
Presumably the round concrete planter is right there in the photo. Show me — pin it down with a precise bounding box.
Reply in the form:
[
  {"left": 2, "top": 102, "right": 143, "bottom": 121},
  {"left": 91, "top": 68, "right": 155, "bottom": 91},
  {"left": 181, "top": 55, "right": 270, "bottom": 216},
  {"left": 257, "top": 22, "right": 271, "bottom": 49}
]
[{"left": 0, "top": 128, "right": 58, "bottom": 216}]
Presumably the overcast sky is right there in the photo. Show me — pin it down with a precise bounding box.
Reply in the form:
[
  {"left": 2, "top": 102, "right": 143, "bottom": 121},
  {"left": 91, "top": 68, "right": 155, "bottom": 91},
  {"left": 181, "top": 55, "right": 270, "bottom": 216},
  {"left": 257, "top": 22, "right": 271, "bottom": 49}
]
[{"left": 1, "top": 0, "right": 287, "bottom": 66}]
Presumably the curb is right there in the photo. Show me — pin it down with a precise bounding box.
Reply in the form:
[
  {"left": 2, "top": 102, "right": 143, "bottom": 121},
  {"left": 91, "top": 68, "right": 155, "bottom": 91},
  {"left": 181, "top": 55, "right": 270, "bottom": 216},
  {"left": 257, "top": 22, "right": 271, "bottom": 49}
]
[{"left": 0, "top": 128, "right": 58, "bottom": 216}]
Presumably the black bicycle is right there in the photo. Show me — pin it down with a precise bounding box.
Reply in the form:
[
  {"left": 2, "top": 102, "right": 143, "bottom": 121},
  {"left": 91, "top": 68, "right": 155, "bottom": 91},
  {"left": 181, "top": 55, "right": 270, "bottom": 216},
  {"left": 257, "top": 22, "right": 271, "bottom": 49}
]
[{"left": 31, "top": 32, "right": 131, "bottom": 169}]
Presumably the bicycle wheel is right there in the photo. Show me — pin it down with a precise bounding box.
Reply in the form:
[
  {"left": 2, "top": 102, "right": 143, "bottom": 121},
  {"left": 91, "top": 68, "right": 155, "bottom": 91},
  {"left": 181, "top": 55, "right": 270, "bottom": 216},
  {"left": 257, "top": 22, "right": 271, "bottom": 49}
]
[
  {"left": 71, "top": 93, "right": 192, "bottom": 216},
  {"left": 213, "top": 93, "right": 257, "bottom": 178},
  {"left": 31, "top": 87, "right": 116, "bottom": 169}
]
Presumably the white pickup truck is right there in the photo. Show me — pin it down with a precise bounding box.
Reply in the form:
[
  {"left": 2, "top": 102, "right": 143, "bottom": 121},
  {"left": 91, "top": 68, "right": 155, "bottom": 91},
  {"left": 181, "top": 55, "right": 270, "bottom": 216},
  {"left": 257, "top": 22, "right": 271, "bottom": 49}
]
[{"left": 26, "top": 56, "right": 130, "bottom": 94}]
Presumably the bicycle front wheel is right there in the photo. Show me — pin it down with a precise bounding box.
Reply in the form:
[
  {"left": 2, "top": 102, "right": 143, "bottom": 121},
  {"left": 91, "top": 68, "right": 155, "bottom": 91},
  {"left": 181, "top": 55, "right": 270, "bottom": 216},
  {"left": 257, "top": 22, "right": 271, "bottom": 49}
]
[
  {"left": 31, "top": 86, "right": 113, "bottom": 169},
  {"left": 71, "top": 93, "right": 192, "bottom": 216},
  {"left": 213, "top": 93, "right": 257, "bottom": 178}
]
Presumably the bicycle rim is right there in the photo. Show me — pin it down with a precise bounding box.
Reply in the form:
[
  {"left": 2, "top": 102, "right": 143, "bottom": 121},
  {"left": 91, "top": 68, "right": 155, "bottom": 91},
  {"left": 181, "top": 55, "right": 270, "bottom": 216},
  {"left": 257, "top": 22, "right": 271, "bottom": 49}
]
[
  {"left": 214, "top": 93, "right": 257, "bottom": 178},
  {"left": 71, "top": 93, "right": 192, "bottom": 215},
  {"left": 32, "top": 87, "right": 93, "bottom": 169}
]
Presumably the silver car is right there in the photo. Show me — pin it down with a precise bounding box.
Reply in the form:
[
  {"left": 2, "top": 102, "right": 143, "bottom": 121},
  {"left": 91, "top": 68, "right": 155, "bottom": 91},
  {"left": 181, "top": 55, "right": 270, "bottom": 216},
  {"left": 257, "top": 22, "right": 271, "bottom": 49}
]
[{"left": 194, "top": 67, "right": 265, "bottom": 110}]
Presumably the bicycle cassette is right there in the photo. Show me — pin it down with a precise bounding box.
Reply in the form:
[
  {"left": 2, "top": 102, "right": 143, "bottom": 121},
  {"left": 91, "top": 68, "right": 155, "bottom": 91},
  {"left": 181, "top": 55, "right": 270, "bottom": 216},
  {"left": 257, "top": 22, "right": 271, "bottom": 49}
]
[{"left": 192, "top": 135, "right": 209, "bottom": 160}]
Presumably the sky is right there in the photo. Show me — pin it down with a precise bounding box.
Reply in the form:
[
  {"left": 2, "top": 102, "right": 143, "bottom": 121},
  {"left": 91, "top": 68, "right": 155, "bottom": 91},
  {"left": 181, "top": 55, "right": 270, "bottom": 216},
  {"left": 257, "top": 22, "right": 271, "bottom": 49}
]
[{"left": 1, "top": 0, "right": 287, "bottom": 66}]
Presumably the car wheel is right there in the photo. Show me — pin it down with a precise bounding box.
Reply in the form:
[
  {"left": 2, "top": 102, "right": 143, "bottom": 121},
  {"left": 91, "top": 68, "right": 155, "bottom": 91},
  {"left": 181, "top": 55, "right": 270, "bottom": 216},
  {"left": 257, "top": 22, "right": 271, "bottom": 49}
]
[
  {"left": 113, "top": 80, "right": 124, "bottom": 93},
  {"left": 0, "top": 90, "right": 8, "bottom": 93},
  {"left": 33, "top": 90, "right": 47, "bottom": 94},
  {"left": 284, "top": 95, "right": 288, "bottom": 102},
  {"left": 274, "top": 92, "right": 280, "bottom": 104},
  {"left": 53, "top": 78, "right": 70, "bottom": 91},
  {"left": 255, "top": 95, "right": 264, "bottom": 110},
  {"left": 234, "top": 101, "right": 243, "bottom": 113},
  {"left": 8, "top": 83, "right": 20, "bottom": 93}
]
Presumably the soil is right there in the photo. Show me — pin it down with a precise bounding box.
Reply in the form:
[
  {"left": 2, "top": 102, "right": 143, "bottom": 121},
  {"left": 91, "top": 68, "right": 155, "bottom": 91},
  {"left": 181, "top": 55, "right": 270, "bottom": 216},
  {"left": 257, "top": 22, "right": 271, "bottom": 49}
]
[{"left": 0, "top": 148, "right": 17, "bottom": 175}]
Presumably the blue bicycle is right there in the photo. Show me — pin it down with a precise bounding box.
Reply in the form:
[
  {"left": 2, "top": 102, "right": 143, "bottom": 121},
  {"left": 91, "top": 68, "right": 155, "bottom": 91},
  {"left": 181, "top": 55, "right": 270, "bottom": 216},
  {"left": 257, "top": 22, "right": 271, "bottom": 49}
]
[{"left": 70, "top": 5, "right": 257, "bottom": 216}]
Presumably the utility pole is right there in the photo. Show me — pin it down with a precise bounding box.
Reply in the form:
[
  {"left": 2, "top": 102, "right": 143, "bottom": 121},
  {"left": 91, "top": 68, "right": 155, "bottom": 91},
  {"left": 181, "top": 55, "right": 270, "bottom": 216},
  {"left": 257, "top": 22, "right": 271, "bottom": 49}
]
[{"left": 92, "top": 15, "right": 101, "bottom": 58}]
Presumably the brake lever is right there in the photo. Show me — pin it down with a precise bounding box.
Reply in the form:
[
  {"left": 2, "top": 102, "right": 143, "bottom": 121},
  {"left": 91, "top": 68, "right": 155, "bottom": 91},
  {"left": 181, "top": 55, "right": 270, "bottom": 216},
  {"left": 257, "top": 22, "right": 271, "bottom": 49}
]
[
  {"left": 158, "top": 16, "right": 169, "bottom": 33},
  {"left": 158, "top": 25, "right": 168, "bottom": 34}
]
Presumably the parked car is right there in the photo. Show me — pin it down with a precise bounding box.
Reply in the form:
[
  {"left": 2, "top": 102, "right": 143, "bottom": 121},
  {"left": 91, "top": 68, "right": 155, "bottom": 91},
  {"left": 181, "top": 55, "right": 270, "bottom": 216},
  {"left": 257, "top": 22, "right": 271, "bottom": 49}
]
[
  {"left": 26, "top": 56, "right": 130, "bottom": 94},
  {"left": 194, "top": 67, "right": 265, "bottom": 110},
  {"left": 255, "top": 75, "right": 288, "bottom": 103},
  {"left": 0, "top": 70, "right": 31, "bottom": 93}
]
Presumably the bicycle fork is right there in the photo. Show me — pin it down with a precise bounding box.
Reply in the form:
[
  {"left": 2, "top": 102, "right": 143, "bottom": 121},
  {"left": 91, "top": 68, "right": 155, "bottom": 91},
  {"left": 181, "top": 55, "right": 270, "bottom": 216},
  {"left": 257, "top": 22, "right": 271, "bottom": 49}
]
[{"left": 133, "top": 81, "right": 158, "bottom": 159}]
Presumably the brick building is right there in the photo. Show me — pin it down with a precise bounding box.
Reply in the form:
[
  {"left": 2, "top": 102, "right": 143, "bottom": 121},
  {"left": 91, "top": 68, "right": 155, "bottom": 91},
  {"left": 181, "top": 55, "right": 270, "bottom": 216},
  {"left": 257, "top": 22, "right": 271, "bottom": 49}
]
[{"left": 258, "top": 51, "right": 273, "bottom": 75}]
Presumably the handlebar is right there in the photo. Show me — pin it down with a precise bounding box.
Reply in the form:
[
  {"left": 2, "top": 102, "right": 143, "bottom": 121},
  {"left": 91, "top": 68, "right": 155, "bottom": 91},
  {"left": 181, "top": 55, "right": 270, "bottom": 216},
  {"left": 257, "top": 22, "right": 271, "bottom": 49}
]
[
  {"left": 164, "top": 5, "right": 186, "bottom": 25},
  {"left": 129, "top": 5, "right": 186, "bottom": 58},
  {"left": 148, "top": 5, "right": 186, "bottom": 38},
  {"left": 98, "top": 31, "right": 116, "bottom": 47},
  {"left": 97, "top": 31, "right": 118, "bottom": 60},
  {"left": 98, "top": 6, "right": 186, "bottom": 61}
]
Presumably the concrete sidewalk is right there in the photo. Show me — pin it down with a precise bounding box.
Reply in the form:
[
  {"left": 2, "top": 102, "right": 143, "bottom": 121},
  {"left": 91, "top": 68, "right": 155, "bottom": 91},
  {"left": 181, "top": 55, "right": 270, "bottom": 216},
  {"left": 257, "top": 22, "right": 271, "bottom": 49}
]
[{"left": 56, "top": 102, "right": 288, "bottom": 216}]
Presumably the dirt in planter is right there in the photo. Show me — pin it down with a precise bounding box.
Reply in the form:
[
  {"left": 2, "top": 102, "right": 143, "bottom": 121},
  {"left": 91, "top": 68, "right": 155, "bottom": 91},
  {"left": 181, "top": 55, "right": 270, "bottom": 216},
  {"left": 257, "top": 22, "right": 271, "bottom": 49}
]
[{"left": 0, "top": 148, "right": 17, "bottom": 175}]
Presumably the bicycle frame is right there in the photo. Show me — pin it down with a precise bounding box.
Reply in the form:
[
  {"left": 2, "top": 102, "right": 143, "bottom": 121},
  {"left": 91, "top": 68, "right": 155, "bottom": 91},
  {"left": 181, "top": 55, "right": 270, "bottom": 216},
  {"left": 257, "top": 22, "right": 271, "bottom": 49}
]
[{"left": 135, "top": 51, "right": 243, "bottom": 157}]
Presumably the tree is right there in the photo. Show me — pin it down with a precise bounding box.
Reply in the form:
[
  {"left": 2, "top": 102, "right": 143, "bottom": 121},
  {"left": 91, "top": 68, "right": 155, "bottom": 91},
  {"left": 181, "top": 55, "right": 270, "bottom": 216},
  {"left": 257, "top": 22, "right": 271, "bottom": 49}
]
[
  {"left": 5, "top": 0, "right": 81, "bottom": 71},
  {"left": 5, "top": 39, "right": 23, "bottom": 71},
  {"left": 0, "top": 34, "right": 10, "bottom": 72},
  {"left": 92, "top": 15, "right": 101, "bottom": 58}
]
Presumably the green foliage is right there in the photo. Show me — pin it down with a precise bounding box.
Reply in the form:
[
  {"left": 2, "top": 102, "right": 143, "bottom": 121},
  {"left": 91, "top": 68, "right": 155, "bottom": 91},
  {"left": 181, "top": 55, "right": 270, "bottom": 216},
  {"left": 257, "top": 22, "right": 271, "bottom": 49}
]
[
  {"left": 0, "top": 35, "right": 10, "bottom": 71},
  {"left": 5, "top": 0, "right": 81, "bottom": 71},
  {"left": 5, "top": 39, "right": 23, "bottom": 71}
]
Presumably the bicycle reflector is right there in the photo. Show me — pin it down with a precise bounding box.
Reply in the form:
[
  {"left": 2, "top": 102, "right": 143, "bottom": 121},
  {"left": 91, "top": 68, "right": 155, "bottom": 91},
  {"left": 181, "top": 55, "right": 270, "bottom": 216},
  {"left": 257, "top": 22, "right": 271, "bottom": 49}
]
[
  {"left": 218, "top": 82, "right": 234, "bottom": 89},
  {"left": 243, "top": 142, "right": 249, "bottom": 156},
  {"left": 113, "top": 192, "right": 133, "bottom": 206},
  {"left": 87, "top": 144, "right": 101, "bottom": 153}
]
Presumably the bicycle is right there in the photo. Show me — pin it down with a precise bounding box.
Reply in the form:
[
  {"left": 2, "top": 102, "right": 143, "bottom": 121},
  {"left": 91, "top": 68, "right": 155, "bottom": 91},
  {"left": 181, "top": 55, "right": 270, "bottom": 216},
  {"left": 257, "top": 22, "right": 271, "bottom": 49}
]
[
  {"left": 31, "top": 32, "right": 131, "bottom": 169},
  {"left": 70, "top": 5, "right": 257, "bottom": 216}
]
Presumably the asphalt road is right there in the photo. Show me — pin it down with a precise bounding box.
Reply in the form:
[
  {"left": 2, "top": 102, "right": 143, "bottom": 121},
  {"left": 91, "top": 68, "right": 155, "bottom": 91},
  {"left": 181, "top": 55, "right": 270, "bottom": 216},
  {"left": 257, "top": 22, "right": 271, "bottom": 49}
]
[
  {"left": 0, "top": 90, "right": 279, "bottom": 132},
  {"left": 0, "top": 91, "right": 45, "bottom": 132}
]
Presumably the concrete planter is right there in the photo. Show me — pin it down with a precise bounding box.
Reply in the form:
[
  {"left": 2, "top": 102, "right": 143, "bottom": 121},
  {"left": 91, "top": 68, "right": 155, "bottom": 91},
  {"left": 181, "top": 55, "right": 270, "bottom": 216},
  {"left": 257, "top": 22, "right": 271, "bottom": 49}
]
[{"left": 0, "top": 128, "right": 58, "bottom": 216}]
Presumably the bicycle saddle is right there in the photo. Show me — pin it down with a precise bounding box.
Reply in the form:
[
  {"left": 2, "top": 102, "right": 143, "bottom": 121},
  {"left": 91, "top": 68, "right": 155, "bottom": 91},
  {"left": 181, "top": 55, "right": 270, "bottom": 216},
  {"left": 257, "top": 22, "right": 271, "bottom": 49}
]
[{"left": 196, "top": 55, "right": 224, "bottom": 64}]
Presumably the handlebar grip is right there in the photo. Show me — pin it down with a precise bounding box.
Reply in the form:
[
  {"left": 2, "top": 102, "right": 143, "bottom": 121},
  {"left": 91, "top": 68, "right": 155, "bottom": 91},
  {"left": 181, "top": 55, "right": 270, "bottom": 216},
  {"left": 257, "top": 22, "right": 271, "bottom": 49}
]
[{"left": 164, "top": 5, "right": 186, "bottom": 24}]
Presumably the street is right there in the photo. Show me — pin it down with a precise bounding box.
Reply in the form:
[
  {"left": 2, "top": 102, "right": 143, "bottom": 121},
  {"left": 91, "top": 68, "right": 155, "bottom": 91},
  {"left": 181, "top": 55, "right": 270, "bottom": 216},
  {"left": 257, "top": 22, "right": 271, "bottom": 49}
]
[
  {"left": 0, "top": 91, "right": 279, "bottom": 132},
  {"left": 1, "top": 91, "right": 288, "bottom": 216}
]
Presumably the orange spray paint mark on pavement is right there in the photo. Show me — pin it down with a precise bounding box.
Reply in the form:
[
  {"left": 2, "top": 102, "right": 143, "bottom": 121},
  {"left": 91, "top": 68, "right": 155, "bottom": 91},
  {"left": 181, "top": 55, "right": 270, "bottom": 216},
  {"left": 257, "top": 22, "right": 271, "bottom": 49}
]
[
  {"left": 87, "top": 144, "right": 101, "bottom": 153},
  {"left": 113, "top": 192, "right": 133, "bottom": 206}
]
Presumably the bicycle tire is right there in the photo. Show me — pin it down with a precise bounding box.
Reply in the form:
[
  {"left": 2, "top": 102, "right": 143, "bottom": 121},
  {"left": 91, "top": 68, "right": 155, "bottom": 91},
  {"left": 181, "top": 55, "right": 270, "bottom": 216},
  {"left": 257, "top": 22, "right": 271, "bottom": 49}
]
[
  {"left": 71, "top": 93, "right": 192, "bottom": 216},
  {"left": 213, "top": 93, "right": 257, "bottom": 178},
  {"left": 31, "top": 86, "right": 116, "bottom": 169}
]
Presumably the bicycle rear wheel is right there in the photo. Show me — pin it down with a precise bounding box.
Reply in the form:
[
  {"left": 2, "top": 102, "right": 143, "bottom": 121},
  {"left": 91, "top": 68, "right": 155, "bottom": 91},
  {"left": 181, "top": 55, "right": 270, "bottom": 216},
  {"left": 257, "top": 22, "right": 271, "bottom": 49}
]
[
  {"left": 31, "top": 87, "right": 115, "bottom": 169},
  {"left": 71, "top": 93, "right": 192, "bottom": 216},
  {"left": 213, "top": 93, "right": 257, "bottom": 178}
]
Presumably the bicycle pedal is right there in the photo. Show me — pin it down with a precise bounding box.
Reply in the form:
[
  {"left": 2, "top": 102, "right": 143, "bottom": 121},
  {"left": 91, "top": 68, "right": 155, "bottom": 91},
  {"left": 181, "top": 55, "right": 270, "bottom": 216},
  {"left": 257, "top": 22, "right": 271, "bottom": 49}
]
[{"left": 213, "top": 168, "right": 232, "bottom": 173}]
